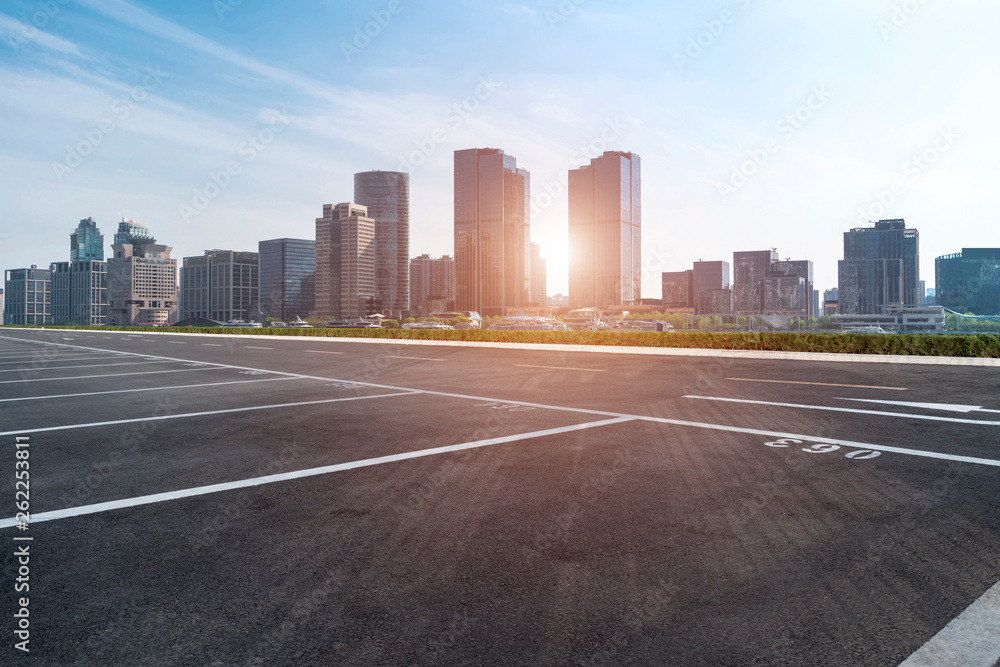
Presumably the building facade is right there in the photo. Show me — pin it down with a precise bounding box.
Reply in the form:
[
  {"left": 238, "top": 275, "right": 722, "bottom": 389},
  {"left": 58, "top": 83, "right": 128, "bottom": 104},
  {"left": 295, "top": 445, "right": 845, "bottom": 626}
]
[
  {"left": 316, "top": 203, "right": 376, "bottom": 321},
  {"left": 70, "top": 217, "right": 104, "bottom": 262},
  {"left": 454, "top": 148, "right": 531, "bottom": 317},
  {"left": 529, "top": 243, "right": 547, "bottom": 306},
  {"left": 410, "top": 254, "right": 455, "bottom": 314},
  {"left": 936, "top": 248, "right": 1000, "bottom": 316},
  {"left": 839, "top": 219, "right": 920, "bottom": 315},
  {"left": 180, "top": 250, "right": 260, "bottom": 322},
  {"left": 733, "top": 250, "right": 813, "bottom": 317},
  {"left": 51, "top": 260, "right": 106, "bottom": 325},
  {"left": 3, "top": 266, "right": 52, "bottom": 325},
  {"left": 106, "top": 220, "right": 177, "bottom": 326},
  {"left": 568, "top": 151, "right": 641, "bottom": 308},
  {"left": 661, "top": 270, "right": 694, "bottom": 309},
  {"left": 258, "top": 238, "right": 316, "bottom": 322},
  {"left": 354, "top": 171, "right": 410, "bottom": 319}
]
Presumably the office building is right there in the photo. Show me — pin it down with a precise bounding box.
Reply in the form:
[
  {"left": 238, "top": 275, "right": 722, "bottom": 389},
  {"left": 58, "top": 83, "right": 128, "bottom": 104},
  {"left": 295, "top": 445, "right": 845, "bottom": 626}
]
[
  {"left": 180, "top": 250, "right": 260, "bottom": 322},
  {"left": 661, "top": 270, "right": 694, "bottom": 309},
  {"left": 354, "top": 171, "right": 410, "bottom": 318},
  {"left": 936, "top": 249, "right": 1000, "bottom": 316},
  {"left": 106, "top": 220, "right": 177, "bottom": 326},
  {"left": 70, "top": 217, "right": 104, "bottom": 262},
  {"left": 51, "top": 261, "right": 106, "bottom": 325},
  {"left": 734, "top": 250, "right": 779, "bottom": 314},
  {"left": 839, "top": 219, "right": 920, "bottom": 315},
  {"left": 3, "top": 266, "right": 52, "bottom": 325},
  {"left": 259, "top": 239, "right": 316, "bottom": 322},
  {"left": 568, "top": 151, "right": 641, "bottom": 308},
  {"left": 734, "top": 250, "right": 813, "bottom": 318},
  {"left": 530, "top": 243, "right": 547, "bottom": 306},
  {"left": 316, "top": 203, "right": 376, "bottom": 321},
  {"left": 454, "top": 148, "right": 531, "bottom": 317},
  {"left": 410, "top": 254, "right": 455, "bottom": 314}
]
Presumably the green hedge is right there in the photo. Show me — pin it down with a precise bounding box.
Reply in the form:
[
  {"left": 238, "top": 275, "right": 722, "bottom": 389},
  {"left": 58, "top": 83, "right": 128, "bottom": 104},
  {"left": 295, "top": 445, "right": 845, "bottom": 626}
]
[{"left": 6, "top": 325, "right": 1000, "bottom": 358}]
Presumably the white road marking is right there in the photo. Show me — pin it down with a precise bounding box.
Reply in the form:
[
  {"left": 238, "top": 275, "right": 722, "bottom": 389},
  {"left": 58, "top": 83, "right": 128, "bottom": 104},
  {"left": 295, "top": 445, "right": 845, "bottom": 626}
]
[
  {"left": 727, "top": 377, "right": 908, "bottom": 391},
  {"left": 169, "top": 342, "right": 186, "bottom": 345},
  {"left": 245, "top": 346, "right": 273, "bottom": 350},
  {"left": 0, "top": 368, "right": 217, "bottom": 384},
  {"left": 0, "top": 417, "right": 633, "bottom": 529},
  {"left": 684, "top": 395, "right": 1000, "bottom": 427},
  {"left": 0, "top": 377, "right": 301, "bottom": 403},
  {"left": 0, "top": 360, "right": 175, "bottom": 374},
  {"left": 5, "top": 334, "right": 1000, "bottom": 469},
  {"left": 899, "top": 580, "right": 1000, "bottom": 667},
  {"left": 839, "top": 398, "right": 1000, "bottom": 414},
  {"left": 202, "top": 343, "right": 224, "bottom": 347},
  {"left": 306, "top": 350, "right": 343, "bottom": 355},
  {"left": 0, "top": 391, "right": 420, "bottom": 437},
  {"left": 0, "top": 355, "right": 130, "bottom": 366},
  {"left": 517, "top": 364, "right": 606, "bottom": 372},
  {"left": 387, "top": 356, "right": 444, "bottom": 362}
]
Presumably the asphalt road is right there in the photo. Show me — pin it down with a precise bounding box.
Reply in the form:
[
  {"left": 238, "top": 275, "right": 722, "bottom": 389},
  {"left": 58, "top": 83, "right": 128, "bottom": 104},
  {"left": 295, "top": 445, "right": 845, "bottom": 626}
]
[{"left": 0, "top": 328, "right": 998, "bottom": 666}]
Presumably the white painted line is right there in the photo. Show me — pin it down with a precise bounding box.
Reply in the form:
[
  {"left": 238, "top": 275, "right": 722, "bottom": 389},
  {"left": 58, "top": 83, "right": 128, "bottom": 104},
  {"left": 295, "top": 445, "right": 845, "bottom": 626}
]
[
  {"left": 0, "top": 377, "right": 301, "bottom": 403},
  {"left": 202, "top": 343, "right": 224, "bottom": 347},
  {"left": 899, "top": 580, "right": 1000, "bottom": 667},
  {"left": 0, "top": 417, "right": 633, "bottom": 529},
  {"left": 0, "top": 355, "right": 131, "bottom": 366},
  {"left": 169, "top": 342, "right": 186, "bottom": 344},
  {"left": 387, "top": 356, "right": 445, "bottom": 362},
  {"left": 306, "top": 350, "right": 343, "bottom": 355},
  {"left": 839, "top": 398, "right": 1000, "bottom": 414},
  {"left": 245, "top": 346, "right": 273, "bottom": 350},
  {"left": 0, "top": 367, "right": 217, "bottom": 384},
  {"left": 684, "top": 395, "right": 1000, "bottom": 426},
  {"left": 0, "top": 360, "right": 175, "bottom": 373},
  {"left": 7, "top": 333, "right": 1000, "bottom": 469},
  {"left": 0, "top": 391, "right": 420, "bottom": 437},
  {"left": 517, "top": 364, "right": 606, "bottom": 372},
  {"left": 727, "top": 378, "right": 908, "bottom": 391}
]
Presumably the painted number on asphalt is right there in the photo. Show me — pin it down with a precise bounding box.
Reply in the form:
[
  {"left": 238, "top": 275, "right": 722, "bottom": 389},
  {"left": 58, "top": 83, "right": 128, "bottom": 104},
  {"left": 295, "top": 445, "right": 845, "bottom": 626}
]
[{"left": 763, "top": 440, "right": 881, "bottom": 461}]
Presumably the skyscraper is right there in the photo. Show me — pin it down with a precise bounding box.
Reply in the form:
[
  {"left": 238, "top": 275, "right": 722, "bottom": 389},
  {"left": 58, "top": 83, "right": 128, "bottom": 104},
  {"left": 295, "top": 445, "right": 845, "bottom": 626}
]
[
  {"left": 734, "top": 250, "right": 813, "bottom": 317},
  {"left": 259, "top": 238, "right": 316, "bottom": 321},
  {"left": 530, "top": 243, "right": 547, "bottom": 306},
  {"left": 839, "top": 219, "right": 919, "bottom": 315},
  {"left": 3, "top": 266, "right": 51, "bottom": 325},
  {"left": 316, "top": 203, "right": 376, "bottom": 321},
  {"left": 409, "top": 254, "right": 455, "bottom": 314},
  {"left": 71, "top": 217, "right": 104, "bottom": 262},
  {"left": 693, "top": 261, "right": 730, "bottom": 314},
  {"left": 936, "top": 248, "right": 1000, "bottom": 316},
  {"left": 354, "top": 171, "right": 410, "bottom": 319},
  {"left": 106, "top": 220, "right": 177, "bottom": 325},
  {"left": 568, "top": 151, "right": 641, "bottom": 308},
  {"left": 180, "top": 250, "right": 260, "bottom": 322},
  {"left": 454, "top": 148, "right": 530, "bottom": 317}
]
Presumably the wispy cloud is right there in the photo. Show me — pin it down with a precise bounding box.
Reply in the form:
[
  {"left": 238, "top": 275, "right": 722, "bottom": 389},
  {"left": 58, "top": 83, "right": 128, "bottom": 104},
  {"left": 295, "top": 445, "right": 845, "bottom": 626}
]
[{"left": 0, "top": 12, "right": 83, "bottom": 56}]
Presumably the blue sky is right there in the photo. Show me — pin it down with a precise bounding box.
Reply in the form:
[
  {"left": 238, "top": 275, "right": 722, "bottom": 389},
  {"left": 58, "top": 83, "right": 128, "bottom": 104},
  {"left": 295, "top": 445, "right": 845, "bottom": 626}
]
[{"left": 1, "top": 0, "right": 998, "bottom": 298}]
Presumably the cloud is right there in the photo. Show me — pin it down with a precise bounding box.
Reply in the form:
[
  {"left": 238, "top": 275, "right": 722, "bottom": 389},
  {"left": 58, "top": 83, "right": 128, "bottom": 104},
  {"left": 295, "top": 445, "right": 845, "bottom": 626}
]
[{"left": 0, "top": 12, "right": 83, "bottom": 56}]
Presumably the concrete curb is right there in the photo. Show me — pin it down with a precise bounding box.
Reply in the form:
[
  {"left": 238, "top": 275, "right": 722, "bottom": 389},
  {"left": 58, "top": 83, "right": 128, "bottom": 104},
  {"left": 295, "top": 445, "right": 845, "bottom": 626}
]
[{"left": 8, "top": 327, "right": 1000, "bottom": 367}]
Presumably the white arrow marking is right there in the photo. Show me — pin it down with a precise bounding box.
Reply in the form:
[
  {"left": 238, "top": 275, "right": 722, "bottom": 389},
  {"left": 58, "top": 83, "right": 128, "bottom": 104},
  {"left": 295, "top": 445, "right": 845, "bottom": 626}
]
[{"left": 837, "top": 399, "right": 1000, "bottom": 414}]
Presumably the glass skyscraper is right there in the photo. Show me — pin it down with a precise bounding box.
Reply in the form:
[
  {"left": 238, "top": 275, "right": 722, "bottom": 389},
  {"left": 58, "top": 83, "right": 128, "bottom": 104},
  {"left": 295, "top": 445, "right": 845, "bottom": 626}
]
[
  {"left": 259, "top": 238, "right": 316, "bottom": 321},
  {"left": 70, "top": 217, "right": 104, "bottom": 262},
  {"left": 354, "top": 171, "right": 409, "bottom": 319},
  {"left": 936, "top": 248, "right": 1000, "bottom": 316},
  {"left": 568, "top": 151, "right": 641, "bottom": 308},
  {"left": 838, "top": 219, "right": 919, "bottom": 315},
  {"left": 454, "top": 148, "right": 530, "bottom": 317}
]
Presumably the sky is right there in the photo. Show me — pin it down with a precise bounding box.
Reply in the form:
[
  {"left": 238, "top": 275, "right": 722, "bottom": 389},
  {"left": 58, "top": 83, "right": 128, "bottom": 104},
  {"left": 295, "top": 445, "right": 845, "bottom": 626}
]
[{"left": 1, "top": 0, "right": 998, "bottom": 299}]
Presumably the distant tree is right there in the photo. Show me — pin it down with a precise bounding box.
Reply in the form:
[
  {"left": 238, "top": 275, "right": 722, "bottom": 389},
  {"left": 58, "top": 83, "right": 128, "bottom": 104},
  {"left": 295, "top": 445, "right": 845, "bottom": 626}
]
[
  {"left": 403, "top": 317, "right": 416, "bottom": 324},
  {"left": 381, "top": 319, "right": 400, "bottom": 329}
]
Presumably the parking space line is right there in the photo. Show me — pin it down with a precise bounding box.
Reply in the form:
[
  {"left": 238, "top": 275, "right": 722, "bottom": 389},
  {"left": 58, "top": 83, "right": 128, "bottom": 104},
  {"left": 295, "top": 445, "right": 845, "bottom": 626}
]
[
  {"left": 0, "top": 360, "right": 175, "bottom": 374},
  {"left": 0, "top": 417, "right": 633, "bottom": 529},
  {"left": 0, "top": 355, "right": 129, "bottom": 366},
  {"left": 900, "top": 580, "right": 1000, "bottom": 666},
  {"left": 387, "top": 356, "right": 444, "bottom": 362},
  {"left": 726, "top": 378, "right": 908, "bottom": 391},
  {"left": 517, "top": 364, "right": 606, "bottom": 372},
  {"left": 684, "top": 395, "right": 1000, "bottom": 426},
  {"left": 202, "top": 344, "right": 224, "bottom": 347},
  {"left": 0, "top": 368, "right": 217, "bottom": 384},
  {"left": 0, "top": 377, "right": 301, "bottom": 403},
  {"left": 0, "top": 391, "right": 421, "bottom": 437},
  {"left": 169, "top": 342, "right": 186, "bottom": 345},
  {"left": 245, "top": 346, "right": 273, "bottom": 350},
  {"left": 306, "top": 350, "right": 343, "bottom": 355}
]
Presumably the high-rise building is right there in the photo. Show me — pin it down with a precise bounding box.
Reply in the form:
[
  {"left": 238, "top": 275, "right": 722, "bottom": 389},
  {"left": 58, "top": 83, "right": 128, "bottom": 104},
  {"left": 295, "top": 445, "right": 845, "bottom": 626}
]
[
  {"left": 661, "top": 270, "right": 694, "bottom": 309},
  {"left": 734, "top": 250, "right": 813, "bottom": 317},
  {"left": 409, "top": 254, "right": 455, "bottom": 314},
  {"left": 936, "top": 249, "right": 1000, "bottom": 316},
  {"left": 259, "top": 239, "right": 316, "bottom": 322},
  {"left": 51, "top": 261, "right": 106, "bottom": 325},
  {"left": 529, "top": 243, "right": 547, "bottom": 306},
  {"left": 354, "top": 171, "right": 410, "bottom": 319},
  {"left": 180, "top": 250, "right": 260, "bottom": 322},
  {"left": 693, "top": 261, "right": 730, "bottom": 314},
  {"left": 734, "top": 250, "right": 779, "bottom": 314},
  {"left": 839, "top": 219, "right": 919, "bottom": 315},
  {"left": 71, "top": 217, "right": 104, "bottom": 262},
  {"left": 106, "top": 220, "right": 177, "bottom": 325},
  {"left": 568, "top": 151, "right": 641, "bottom": 308},
  {"left": 316, "top": 203, "right": 376, "bottom": 321},
  {"left": 3, "top": 266, "right": 52, "bottom": 325},
  {"left": 454, "top": 148, "right": 530, "bottom": 317}
]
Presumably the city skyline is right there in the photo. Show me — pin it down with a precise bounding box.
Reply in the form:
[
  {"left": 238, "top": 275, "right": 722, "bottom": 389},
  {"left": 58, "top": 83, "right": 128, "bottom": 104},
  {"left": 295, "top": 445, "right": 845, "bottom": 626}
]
[{"left": 1, "top": 2, "right": 998, "bottom": 299}]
